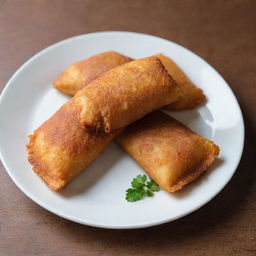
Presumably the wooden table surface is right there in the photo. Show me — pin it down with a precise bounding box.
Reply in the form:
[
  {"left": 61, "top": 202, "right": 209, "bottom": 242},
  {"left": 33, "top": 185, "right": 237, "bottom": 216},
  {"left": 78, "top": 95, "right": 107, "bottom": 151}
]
[{"left": 0, "top": 1, "right": 255, "bottom": 255}]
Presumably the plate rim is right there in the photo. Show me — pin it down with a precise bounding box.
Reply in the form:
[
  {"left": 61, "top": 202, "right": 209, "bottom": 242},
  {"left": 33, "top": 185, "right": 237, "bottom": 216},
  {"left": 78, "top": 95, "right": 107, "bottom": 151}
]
[{"left": 0, "top": 31, "right": 245, "bottom": 229}]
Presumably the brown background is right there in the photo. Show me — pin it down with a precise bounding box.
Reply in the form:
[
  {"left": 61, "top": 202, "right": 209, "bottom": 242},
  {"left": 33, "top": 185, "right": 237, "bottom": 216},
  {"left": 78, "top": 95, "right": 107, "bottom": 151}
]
[{"left": 0, "top": 0, "right": 255, "bottom": 255}]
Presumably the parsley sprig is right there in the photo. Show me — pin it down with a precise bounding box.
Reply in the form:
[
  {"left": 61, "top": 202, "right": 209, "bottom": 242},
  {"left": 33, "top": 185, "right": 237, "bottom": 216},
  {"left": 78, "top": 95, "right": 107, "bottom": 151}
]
[{"left": 126, "top": 174, "right": 160, "bottom": 202}]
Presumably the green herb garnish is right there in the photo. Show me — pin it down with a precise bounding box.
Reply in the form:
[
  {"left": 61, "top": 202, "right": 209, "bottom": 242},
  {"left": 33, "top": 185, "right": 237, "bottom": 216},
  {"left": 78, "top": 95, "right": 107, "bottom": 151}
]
[{"left": 126, "top": 174, "right": 160, "bottom": 202}]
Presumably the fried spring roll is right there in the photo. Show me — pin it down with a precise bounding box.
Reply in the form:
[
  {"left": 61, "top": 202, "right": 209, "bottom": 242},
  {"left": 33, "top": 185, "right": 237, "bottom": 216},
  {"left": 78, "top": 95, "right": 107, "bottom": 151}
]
[
  {"left": 117, "top": 111, "right": 219, "bottom": 192},
  {"left": 27, "top": 57, "right": 180, "bottom": 190},
  {"left": 54, "top": 51, "right": 132, "bottom": 95},
  {"left": 27, "top": 99, "right": 118, "bottom": 191},
  {"left": 156, "top": 54, "right": 206, "bottom": 110},
  {"left": 54, "top": 52, "right": 205, "bottom": 111},
  {"left": 73, "top": 56, "right": 181, "bottom": 133}
]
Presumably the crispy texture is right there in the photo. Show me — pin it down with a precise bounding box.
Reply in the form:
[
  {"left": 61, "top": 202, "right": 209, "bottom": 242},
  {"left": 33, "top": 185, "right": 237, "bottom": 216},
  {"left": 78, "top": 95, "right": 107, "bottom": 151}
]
[
  {"left": 27, "top": 99, "right": 118, "bottom": 191},
  {"left": 73, "top": 56, "right": 181, "bottom": 133},
  {"left": 116, "top": 111, "right": 219, "bottom": 192},
  {"left": 156, "top": 54, "right": 206, "bottom": 110},
  {"left": 54, "top": 52, "right": 205, "bottom": 111},
  {"left": 53, "top": 51, "right": 132, "bottom": 95}
]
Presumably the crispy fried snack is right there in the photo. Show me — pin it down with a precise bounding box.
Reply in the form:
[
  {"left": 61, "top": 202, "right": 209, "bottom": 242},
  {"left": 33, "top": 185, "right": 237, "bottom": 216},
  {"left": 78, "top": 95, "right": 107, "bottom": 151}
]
[
  {"left": 73, "top": 56, "right": 181, "bottom": 133},
  {"left": 27, "top": 99, "right": 118, "bottom": 191},
  {"left": 156, "top": 54, "right": 206, "bottom": 110},
  {"left": 54, "top": 51, "right": 132, "bottom": 95},
  {"left": 27, "top": 56, "right": 180, "bottom": 190},
  {"left": 117, "top": 111, "right": 219, "bottom": 192},
  {"left": 54, "top": 52, "right": 205, "bottom": 111}
]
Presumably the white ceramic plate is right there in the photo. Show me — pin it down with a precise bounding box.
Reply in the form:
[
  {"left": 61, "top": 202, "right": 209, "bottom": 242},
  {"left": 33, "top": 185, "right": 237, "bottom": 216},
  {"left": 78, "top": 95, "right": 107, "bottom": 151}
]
[{"left": 0, "top": 32, "right": 244, "bottom": 229}]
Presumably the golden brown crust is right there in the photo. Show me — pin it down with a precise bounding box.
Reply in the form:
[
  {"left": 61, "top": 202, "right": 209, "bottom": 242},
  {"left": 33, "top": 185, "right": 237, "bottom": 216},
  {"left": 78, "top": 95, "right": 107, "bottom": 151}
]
[
  {"left": 53, "top": 51, "right": 132, "bottom": 95},
  {"left": 116, "top": 111, "right": 219, "bottom": 193},
  {"left": 74, "top": 56, "right": 182, "bottom": 133},
  {"left": 155, "top": 54, "right": 206, "bottom": 110},
  {"left": 54, "top": 52, "right": 205, "bottom": 111},
  {"left": 168, "top": 142, "right": 219, "bottom": 192},
  {"left": 26, "top": 99, "right": 118, "bottom": 191}
]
